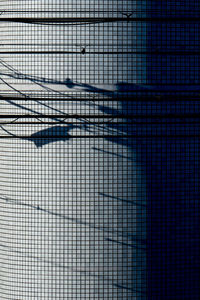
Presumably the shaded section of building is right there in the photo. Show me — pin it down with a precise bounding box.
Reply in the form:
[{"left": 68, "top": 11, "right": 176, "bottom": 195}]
[{"left": 145, "top": 1, "right": 200, "bottom": 299}]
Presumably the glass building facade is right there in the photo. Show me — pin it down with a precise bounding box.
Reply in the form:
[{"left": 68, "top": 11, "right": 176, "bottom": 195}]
[
  {"left": 0, "top": 1, "right": 145, "bottom": 299},
  {"left": 0, "top": 1, "right": 199, "bottom": 299}
]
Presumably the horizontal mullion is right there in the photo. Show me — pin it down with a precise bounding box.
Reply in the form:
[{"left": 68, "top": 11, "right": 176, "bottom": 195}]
[
  {"left": 2, "top": 95, "right": 200, "bottom": 101},
  {"left": 1, "top": 51, "right": 200, "bottom": 55},
  {"left": 0, "top": 121, "right": 199, "bottom": 125},
  {"left": 0, "top": 17, "right": 200, "bottom": 24},
  {"left": 0, "top": 114, "right": 200, "bottom": 119},
  {"left": 0, "top": 134, "right": 198, "bottom": 139}
]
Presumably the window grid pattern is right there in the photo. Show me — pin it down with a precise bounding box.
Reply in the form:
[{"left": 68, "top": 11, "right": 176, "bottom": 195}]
[
  {"left": 0, "top": 1, "right": 145, "bottom": 300},
  {"left": 0, "top": 1, "right": 199, "bottom": 300}
]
